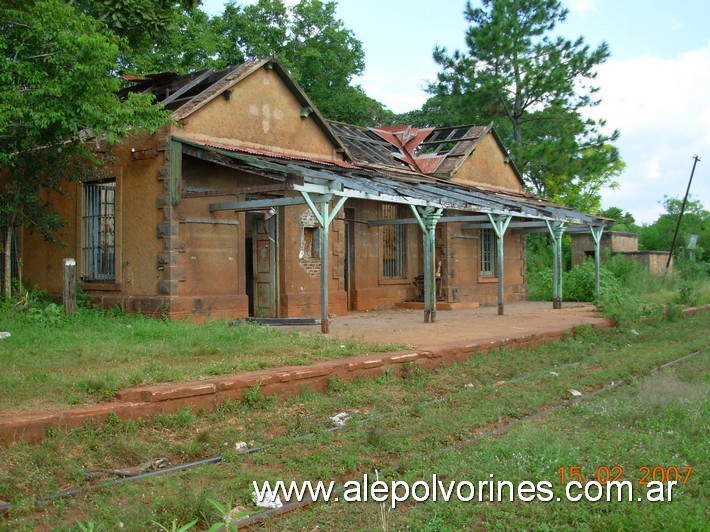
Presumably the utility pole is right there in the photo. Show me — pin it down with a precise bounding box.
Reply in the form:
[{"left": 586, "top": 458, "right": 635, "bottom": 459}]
[{"left": 666, "top": 155, "right": 701, "bottom": 271}]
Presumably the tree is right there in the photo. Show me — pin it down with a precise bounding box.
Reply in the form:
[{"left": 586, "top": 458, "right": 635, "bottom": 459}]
[
  {"left": 600, "top": 206, "right": 638, "bottom": 232},
  {"left": 127, "top": 4, "right": 221, "bottom": 74},
  {"left": 639, "top": 195, "right": 709, "bottom": 261},
  {"left": 0, "top": 0, "right": 171, "bottom": 298},
  {"left": 212, "top": 0, "right": 392, "bottom": 125},
  {"left": 428, "top": 0, "right": 622, "bottom": 209},
  {"left": 70, "top": 0, "right": 200, "bottom": 65}
]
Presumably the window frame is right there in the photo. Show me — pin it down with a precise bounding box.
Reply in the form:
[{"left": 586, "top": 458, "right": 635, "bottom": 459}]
[
  {"left": 480, "top": 227, "right": 497, "bottom": 279},
  {"left": 380, "top": 203, "right": 408, "bottom": 281},
  {"left": 81, "top": 179, "right": 117, "bottom": 283}
]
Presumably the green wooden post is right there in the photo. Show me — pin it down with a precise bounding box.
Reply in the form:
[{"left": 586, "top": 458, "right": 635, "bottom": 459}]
[
  {"left": 547, "top": 221, "right": 565, "bottom": 309},
  {"left": 410, "top": 206, "right": 442, "bottom": 323},
  {"left": 424, "top": 209, "right": 443, "bottom": 323},
  {"left": 301, "top": 192, "right": 347, "bottom": 334},
  {"left": 487, "top": 214, "right": 512, "bottom": 315},
  {"left": 589, "top": 225, "right": 604, "bottom": 299},
  {"left": 319, "top": 200, "right": 330, "bottom": 333}
]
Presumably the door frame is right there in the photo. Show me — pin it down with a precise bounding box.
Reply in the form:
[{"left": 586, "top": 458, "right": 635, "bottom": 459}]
[{"left": 246, "top": 211, "right": 279, "bottom": 317}]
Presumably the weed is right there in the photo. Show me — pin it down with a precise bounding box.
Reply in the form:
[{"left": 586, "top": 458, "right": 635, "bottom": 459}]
[
  {"left": 153, "top": 518, "right": 199, "bottom": 532},
  {"left": 242, "top": 383, "right": 262, "bottom": 408},
  {"left": 366, "top": 426, "right": 388, "bottom": 450},
  {"left": 76, "top": 521, "right": 101, "bottom": 531},
  {"left": 664, "top": 301, "right": 683, "bottom": 321},
  {"left": 74, "top": 376, "right": 122, "bottom": 402},
  {"left": 0, "top": 304, "right": 400, "bottom": 411},
  {"left": 26, "top": 303, "right": 66, "bottom": 326},
  {"left": 328, "top": 374, "right": 347, "bottom": 393},
  {"left": 206, "top": 498, "right": 242, "bottom": 531},
  {"left": 401, "top": 361, "right": 429, "bottom": 387},
  {"left": 105, "top": 411, "right": 121, "bottom": 426}
]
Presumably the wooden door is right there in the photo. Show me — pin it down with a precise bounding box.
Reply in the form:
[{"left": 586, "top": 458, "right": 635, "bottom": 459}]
[{"left": 252, "top": 215, "right": 277, "bottom": 317}]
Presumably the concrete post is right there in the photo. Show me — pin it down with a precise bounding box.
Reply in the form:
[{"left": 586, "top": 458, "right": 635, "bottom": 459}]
[{"left": 62, "top": 258, "right": 77, "bottom": 316}]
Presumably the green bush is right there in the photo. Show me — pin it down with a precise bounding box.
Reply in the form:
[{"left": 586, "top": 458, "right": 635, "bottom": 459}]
[
  {"left": 562, "top": 260, "right": 625, "bottom": 302},
  {"left": 527, "top": 267, "right": 553, "bottom": 301}
]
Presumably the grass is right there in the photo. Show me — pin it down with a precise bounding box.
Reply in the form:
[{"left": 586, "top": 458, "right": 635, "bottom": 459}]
[
  {"left": 0, "top": 312, "right": 706, "bottom": 530},
  {"left": 0, "top": 305, "right": 406, "bottom": 411}
]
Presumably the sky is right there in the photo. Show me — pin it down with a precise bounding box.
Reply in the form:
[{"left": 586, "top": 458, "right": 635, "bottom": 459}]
[{"left": 201, "top": 0, "right": 710, "bottom": 225}]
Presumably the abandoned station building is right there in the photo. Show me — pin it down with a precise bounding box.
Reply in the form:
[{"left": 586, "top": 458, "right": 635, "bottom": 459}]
[{"left": 18, "top": 58, "right": 609, "bottom": 330}]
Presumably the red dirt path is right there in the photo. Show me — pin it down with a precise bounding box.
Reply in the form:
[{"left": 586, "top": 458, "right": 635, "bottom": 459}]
[{"left": 284, "top": 301, "right": 609, "bottom": 350}]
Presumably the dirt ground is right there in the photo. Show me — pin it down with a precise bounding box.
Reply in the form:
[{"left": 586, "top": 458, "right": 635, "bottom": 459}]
[{"left": 284, "top": 301, "right": 610, "bottom": 350}]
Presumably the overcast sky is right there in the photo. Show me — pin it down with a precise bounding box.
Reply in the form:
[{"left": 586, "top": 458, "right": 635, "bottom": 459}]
[{"left": 201, "top": 0, "right": 710, "bottom": 224}]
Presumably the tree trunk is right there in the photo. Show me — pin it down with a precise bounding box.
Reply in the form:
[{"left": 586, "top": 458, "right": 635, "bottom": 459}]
[{"left": 3, "top": 224, "right": 12, "bottom": 301}]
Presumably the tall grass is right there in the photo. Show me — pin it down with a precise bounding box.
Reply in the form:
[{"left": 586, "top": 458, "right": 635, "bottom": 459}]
[{"left": 528, "top": 250, "right": 709, "bottom": 311}]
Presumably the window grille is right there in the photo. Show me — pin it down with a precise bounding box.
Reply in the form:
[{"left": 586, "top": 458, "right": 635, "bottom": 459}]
[
  {"left": 82, "top": 181, "right": 116, "bottom": 282},
  {"left": 480, "top": 228, "right": 497, "bottom": 277},
  {"left": 381, "top": 203, "right": 407, "bottom": 278}
]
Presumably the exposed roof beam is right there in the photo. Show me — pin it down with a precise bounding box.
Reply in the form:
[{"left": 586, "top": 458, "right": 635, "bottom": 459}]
[
  {"left": 161, "top": 69, "right": 213, "bottom": 106},
  {"left": 512, "top": 225, "right": 606, "bottom": 234},
  {"left": 209, "top": 194, "right": 331, "bottom": 212},
  {"left": 462, "top": 221, "right": 551, "bottom": 230}
]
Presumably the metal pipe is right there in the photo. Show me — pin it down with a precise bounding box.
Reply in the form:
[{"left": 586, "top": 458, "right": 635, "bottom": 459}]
[{"left": 666, "top": 155, "right": 701, "bottom": 270}]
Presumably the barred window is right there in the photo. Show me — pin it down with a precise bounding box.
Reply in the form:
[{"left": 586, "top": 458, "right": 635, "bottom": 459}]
[
  {"left": 381, "top": 203, "right": 407, "bottom": 278},
  {"left": 82, "top": 181, "right": 116, "bottom": 282},
  {"left": 480, "top": 228, "right": 497, "bottom": 277}
]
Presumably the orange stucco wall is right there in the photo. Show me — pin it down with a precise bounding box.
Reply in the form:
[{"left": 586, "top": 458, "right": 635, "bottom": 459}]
[
  {"left": 177, "top": 68, "right": 341, "bottom": 161},
  {"left": 444, "top": 222, "right": 527, "bottom": 305},
  {"left": 450, "top": 135, "right": 523, "bottom": 192},
  {"left": 21, "top": 131, "right": 167, "bottom": 314},
  {"left": 346, "top": 200, "right": 419, "bottom": 310}
]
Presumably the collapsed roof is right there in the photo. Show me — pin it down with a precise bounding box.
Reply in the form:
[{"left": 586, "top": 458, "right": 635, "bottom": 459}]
[{"left": 122, "top": 58, "right": 609, "bottom": 228}]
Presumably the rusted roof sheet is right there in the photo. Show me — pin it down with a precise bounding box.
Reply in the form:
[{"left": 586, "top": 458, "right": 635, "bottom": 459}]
[
  {"left": 190, "top": 138, "right": 358, "bottom": 169},
  {"left": 331, "top": 122, "right": 499, "bottom": 179},
  {"left": 327, "top": 121, "right": 411, "bottom": 168}
]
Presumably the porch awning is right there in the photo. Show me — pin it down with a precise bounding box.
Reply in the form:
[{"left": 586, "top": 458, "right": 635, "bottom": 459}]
[{"left": 174, "top": 136, "right": 611, "bottom": 228}]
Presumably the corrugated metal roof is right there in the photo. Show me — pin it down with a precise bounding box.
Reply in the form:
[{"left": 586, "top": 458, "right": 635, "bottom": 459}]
[
  {"left": 176, "top": 136, "right": 607, "bottom": 226},
  {"left": 191, "top": 138, "right": 358, "bottom": 169}
]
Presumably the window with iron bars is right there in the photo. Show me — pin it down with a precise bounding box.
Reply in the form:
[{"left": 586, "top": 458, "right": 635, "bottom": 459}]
[
  {"left": 480, "top": 228, "right": 497, "bottom": 277},
  {"left": 381, "top": 203, "right": 407, "bottom": 278},
  {"left": 82, "top": 180, "right": 116, "bottom": 282}
]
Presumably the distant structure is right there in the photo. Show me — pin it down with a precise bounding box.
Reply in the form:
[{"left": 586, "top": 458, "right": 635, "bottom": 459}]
[{"left": 571, "top": 231, "right": 672, "bottom": 275}]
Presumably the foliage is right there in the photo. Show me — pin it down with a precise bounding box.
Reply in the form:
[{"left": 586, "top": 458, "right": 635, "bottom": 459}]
[
  {"left": 127, "top": 4, "right": 222, "bottom": 74},
  {"left": 70, "top": 0, "right": 199, "bottom": 53},
  {"left": 562, "top": 260, "right": 621, "bottom": 303},
  {"left": 208, "top": 0, "right": 393, "bottom": 125},
  {"left": 425, "top": 0, "right": 623, "bottom": 210},
  {"left": 599, "top": 206, "right": 639, "bottom": 232},
  {"left": 638, "top": 195, "right": 709, "bottom": 261},
  {"left": 0, "top": 0, "right": 172, "bottom": 297}
]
